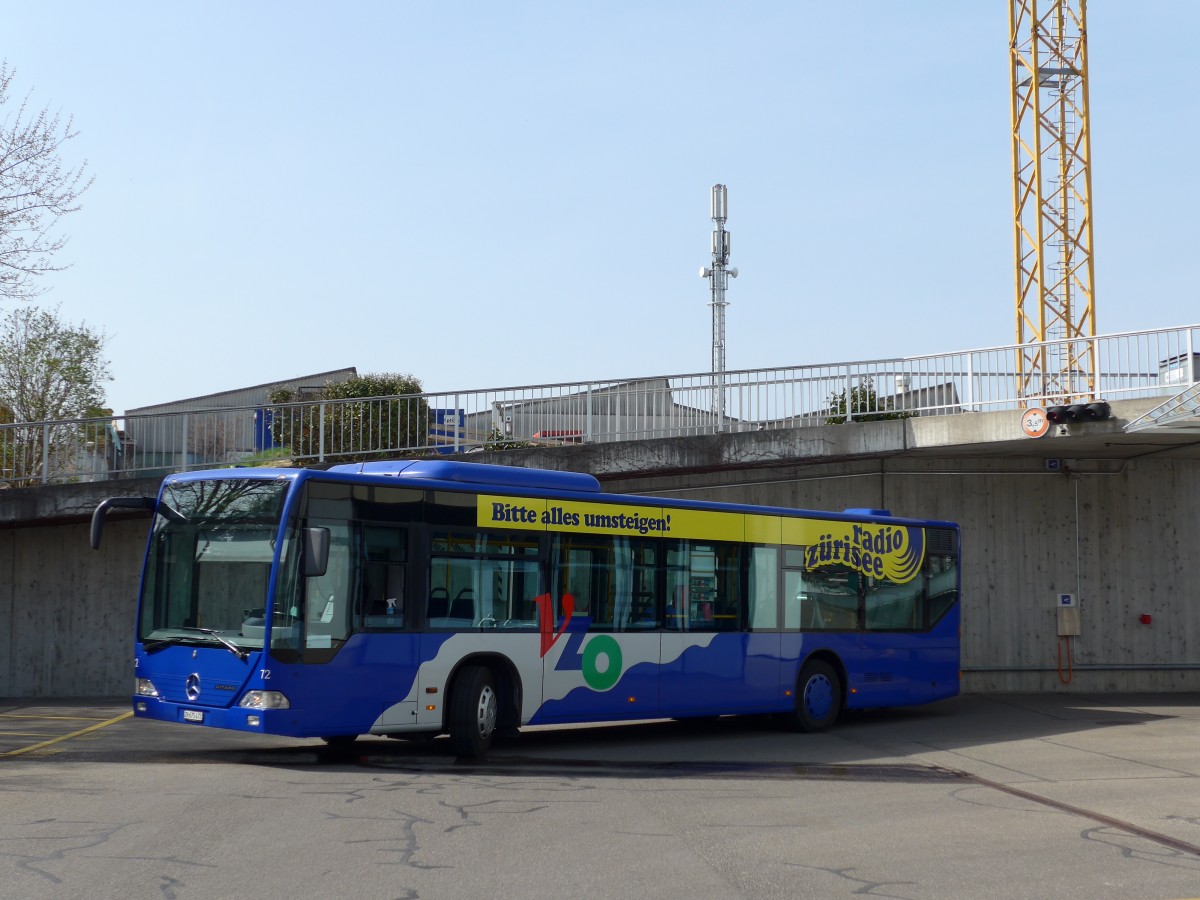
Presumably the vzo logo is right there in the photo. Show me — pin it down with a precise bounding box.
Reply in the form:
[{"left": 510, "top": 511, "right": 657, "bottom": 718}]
[{"left": 533, "top": 593, "right": 623, "bottom": 691}]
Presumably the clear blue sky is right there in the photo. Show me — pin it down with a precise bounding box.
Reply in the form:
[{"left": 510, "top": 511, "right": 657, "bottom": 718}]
[{"left": 5, "top": 2, "right": 1198, "bottom": 415}]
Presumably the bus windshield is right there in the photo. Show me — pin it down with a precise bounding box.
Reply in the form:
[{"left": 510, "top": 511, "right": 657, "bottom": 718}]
[{"left": 138, "top": 478, "right": 289, "bottom": 655}]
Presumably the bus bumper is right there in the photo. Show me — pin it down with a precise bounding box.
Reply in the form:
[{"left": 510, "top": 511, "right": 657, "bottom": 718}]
[{"left": 131, "top": 697, "right": 296, "bottom": 734}]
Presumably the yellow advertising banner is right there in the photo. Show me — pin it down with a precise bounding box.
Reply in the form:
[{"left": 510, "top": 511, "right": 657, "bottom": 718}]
[
  {"left": 476, "top": 495, "right": 926, "bottom": 583},
  {"left": 478, "top": 495, "right": 735, "bottom": 540}
]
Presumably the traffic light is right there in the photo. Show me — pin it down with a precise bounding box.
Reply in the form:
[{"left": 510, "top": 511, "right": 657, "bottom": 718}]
[{"left": 1045, "top": 401, "right": 1110, "bottom": 424}]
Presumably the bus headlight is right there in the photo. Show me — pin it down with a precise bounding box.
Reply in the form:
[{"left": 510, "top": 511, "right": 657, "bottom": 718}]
[
  {"left": 135, "top": 678, "right": 159, "bottom": 697},
  {"left": 239, "top": 690, "right": 291, "bottom": 710}
]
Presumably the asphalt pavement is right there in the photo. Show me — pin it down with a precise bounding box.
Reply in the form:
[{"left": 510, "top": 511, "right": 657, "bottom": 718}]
[{"left": 2, "top": 693, "right": 1200, "bottom": 899}]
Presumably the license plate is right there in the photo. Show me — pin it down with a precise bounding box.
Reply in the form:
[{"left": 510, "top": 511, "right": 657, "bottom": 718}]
[{"left": 182, "top": 709, "right": 204, "bottom": 723}]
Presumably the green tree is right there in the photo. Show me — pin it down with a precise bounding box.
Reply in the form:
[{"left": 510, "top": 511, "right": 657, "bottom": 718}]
[
  {"left": 824, "top": 378, "right": 914, "bottom": 425},
  {"left": 0, "top": 304, "right": 111, "bottom": 483},
  {"left": 0, "top": 62, "right": 93, "bottom": 302},
  {"left": 268, "top": 373, "right": 429, "bottom": 464}
]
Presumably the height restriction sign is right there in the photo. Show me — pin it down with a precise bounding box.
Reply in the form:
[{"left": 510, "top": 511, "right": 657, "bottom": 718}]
[{"left": 1022, "top": 407, "right": 1050, "bottom": 438}]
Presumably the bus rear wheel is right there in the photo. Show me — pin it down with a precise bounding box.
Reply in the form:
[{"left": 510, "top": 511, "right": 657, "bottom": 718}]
[
  {"left": 792, "top": 659, "right": 841, "bottom": 732},
  {"left": 449, "top": 665, "right": 498, "bottom": 759}
]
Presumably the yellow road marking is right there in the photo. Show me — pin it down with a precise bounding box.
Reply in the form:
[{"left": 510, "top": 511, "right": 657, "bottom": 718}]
[
  {"left": 0, "top": 720, "right": 113, "bottom": 724},
  {"left": 1, "top": 711, "right": 133, "bottom": 758}
]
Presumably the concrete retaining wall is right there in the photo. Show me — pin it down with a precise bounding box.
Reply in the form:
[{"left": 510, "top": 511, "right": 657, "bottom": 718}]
[
  {"left": 0, "top": 477, "right": 160, "bottom": 697},
  {"left": 1, "top": 518, "right": 147, "bottom": 696}
]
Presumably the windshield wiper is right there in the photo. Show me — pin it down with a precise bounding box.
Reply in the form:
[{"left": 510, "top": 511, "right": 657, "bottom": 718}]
[
  {"left": 158, "top": 500, "right": 187, "bottom": 523},
  {"left": 178, "top": 626, "right": 250, "bottom": 662},
  {"left": 142, "top": 637, "right": 181, "bottom": 654}
]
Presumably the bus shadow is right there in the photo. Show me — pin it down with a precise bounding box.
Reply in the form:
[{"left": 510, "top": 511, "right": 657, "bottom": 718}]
[
  {"left": 251, "top": 696, "right": 1179, "bottom": 779},
  {"left": 172, "top": 695, "right": 1195, "bottom": 773}
]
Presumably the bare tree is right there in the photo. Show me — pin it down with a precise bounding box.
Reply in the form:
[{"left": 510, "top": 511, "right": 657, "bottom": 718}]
[{"left": 0, "top": 61, "right": 93, "bottom": 302}]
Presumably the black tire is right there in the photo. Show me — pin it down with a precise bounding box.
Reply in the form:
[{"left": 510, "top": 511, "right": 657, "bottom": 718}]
[
  {"left": 449, "top": 665, "right": 498, "bottom": 759},
  {"left": 320, "top": 734, "right": 359, "bottom": 746},
  {"left": 792, "top": 659, "right": 842, "bottom": 732}
]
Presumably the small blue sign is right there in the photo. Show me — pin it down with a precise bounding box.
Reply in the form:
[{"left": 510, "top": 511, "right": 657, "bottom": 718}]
[{"left": 430, "top": 408, "right": 466, "bottom": 454}]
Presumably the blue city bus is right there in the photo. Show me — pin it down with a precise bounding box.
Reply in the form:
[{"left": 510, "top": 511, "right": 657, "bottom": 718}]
[{"left": 91, "top": 460, "right": 960, "bottom": 757}]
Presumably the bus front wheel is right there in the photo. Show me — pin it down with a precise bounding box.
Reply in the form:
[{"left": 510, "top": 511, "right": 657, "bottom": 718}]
[
  {"left": 449, "top": 665, "right": 498, "bottom": 758},
  {"left": 792, "top": 660, "right": 841, "bottom": 732}
]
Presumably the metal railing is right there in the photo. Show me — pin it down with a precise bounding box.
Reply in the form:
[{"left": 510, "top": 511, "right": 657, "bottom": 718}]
[{"left": 1, "top": 325, "right": 1196, "bottom": 487}]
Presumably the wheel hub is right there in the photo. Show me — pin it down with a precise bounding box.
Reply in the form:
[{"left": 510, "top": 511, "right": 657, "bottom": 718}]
[{"left": 477, "top": 684, "right": 498, "bottom": 738}]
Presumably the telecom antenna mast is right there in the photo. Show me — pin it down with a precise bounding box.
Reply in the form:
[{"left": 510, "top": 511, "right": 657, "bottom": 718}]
[
  {"left": 1010, "top": 0, "right": 1097, "bottom": 403},
  {"left": 700, "top": 184, "right": 737, "bottom": 424}
]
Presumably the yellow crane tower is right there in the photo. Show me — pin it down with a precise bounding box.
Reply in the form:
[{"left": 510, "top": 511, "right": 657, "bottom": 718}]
[{"left": 1009, "top": 0, "right": 1097, "bottom": 404}]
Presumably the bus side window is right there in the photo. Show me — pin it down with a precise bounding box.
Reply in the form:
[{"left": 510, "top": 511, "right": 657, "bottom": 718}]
[
  {"left": 428, "top": 529, "right": 541, "bottom": 630},
  {"left": 748, "top": 547, "right": 778, "bottom": 630},
  {"left": 427, "top": 587, "right": 449, "bottom": 619},
  {"left": 428, "top": 560, "right": 475, "bottom": 628},
  {"left": 800, "top": 564, "right": 860, "bottom": 630},
  {"left": 677, "top": 541, "right": 740, "bottom": 632},
  {"left": 301, "top": 521, "right": 354, "bottom": 660},
  {"left": 363, "top": 562, "right": 406, "bottom": 627},
  {"left": 864, "top": 577, "right": 920, "bottom": 630},
  {"left": 664, "top": 584, "right": 687, "bottom": 630},
  {"left": 362, "top": 526, "right": 407, "bottom": 629},
  {"left": 783, "top": 569, "right": 804, "bottom": 629},
  {"left": 784, "top": 562, "right": 858, "bottom": 631},
  {"left": 925, "top": 554, "right": 958, "bottom": 626},
  {"left": 553, "top": 535, "right": 607, "bottom": 630},
  {"left": 711, "top": 543, "right": 740, "bottom": 631}
]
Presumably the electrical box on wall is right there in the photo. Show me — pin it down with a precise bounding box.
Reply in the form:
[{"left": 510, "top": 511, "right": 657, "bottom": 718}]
[
  {"left": 1056, "top": 594, "right": 1081, "bottom": 636},
  {"left": 1057, "top": 607, "right": 1081, "bottom": 636}
]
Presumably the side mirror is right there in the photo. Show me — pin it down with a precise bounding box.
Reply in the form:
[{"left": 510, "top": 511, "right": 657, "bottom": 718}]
[
  {"left": 90, "top": 497, "right": 156, "bottom": 549},
  {"left": 303, "top": 526, "right": 330, "bottom": 577}
]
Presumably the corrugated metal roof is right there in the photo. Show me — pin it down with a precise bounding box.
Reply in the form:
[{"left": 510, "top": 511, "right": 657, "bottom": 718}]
[{"left": 126, "top": 368, "right": 358, "bottom": 415}]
